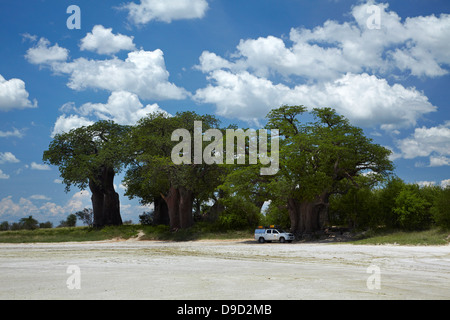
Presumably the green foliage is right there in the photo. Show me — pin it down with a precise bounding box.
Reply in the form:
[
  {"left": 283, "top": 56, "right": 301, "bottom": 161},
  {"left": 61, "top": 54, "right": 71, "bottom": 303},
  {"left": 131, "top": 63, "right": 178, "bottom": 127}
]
[
  {"left": 59, "top": 214, "right": 77, "bottom": 228},
  {"left": 262, "top": 200, "right": 290, "bottom": 228},
  {"left": 75, "top": 208, "right": 93, "bottom": 227},
  {"left": 139, "top": 212, "right": 154, "bottom": 225},
  {"left": 43, "top": 120, "right": 130, "bottom": 192},
  {"left": 125, "top": 111, "right": 224, "bottom": 205},
  {"left": 19, "top": 216, "right": 39, "bottom": 230},
  {"left": 393, "top": 184, "right": 432, "bottom": 231},
  {"left": 218, "top": 196, "right": 261, "bottom": 230},
  {"left": 431, "top": 187, "right": 450, "bottom": 230}
]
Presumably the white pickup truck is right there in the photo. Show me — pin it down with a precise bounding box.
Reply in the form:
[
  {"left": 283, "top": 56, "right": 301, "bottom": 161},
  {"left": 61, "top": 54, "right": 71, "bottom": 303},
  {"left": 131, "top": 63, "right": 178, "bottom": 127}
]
[{"left": 255, "top": 226, "right": 295, "bottom": 243}]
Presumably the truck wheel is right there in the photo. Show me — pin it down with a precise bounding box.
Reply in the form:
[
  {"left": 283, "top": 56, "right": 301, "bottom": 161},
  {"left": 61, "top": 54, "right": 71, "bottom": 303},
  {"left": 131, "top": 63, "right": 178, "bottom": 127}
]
[
  {"left": 279, "top": 237, "right": 286, "bottom": 243},
  {"left": 259, "top": 237, "right": 265, "bottom": 243}
]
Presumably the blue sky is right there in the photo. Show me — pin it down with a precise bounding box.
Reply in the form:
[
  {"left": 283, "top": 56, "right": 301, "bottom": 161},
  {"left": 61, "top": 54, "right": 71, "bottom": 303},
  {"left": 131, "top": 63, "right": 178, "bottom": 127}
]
[{"left": 1, "top": 0, "right": 450, "bottom": 225}]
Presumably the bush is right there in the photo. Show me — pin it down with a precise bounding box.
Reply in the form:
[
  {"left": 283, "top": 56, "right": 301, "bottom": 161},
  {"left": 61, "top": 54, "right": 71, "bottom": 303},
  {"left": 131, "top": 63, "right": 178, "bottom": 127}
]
[
  {"left": 431, "top": 187, "right": 450, "bottom": 230},
  {"left": 58, "top": 214, "right": 77, "bottom": 228},
  {"left": 139, "top": 211, "right": 154, "bottom": 225},
  {"left": 393, "top": 185, "right": 432, "bottom": 230},
  {"left": 218, "top": 196, "right": 261, "bottom": 230},
  {"left": 0, "top": 221, "right": 9, "bottom": 231}
]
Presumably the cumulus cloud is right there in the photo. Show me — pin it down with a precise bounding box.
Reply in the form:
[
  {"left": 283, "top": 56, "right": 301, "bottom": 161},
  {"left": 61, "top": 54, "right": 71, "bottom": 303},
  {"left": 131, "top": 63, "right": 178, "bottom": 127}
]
[
  {"left": 0, "top": 191, "right": 91, "bottom": 221},
  {"left": 52, "top": 49, "right": 188, "bottom": 101},
  {"left": 25, "top": 38, "right": 69, "bottom": 65},
  {"left": 0, "top": 128, "right": 25, "bottom": 138},
  {"left": 30, "top": 162, "right": 51, "bottom": 171},
  {"left": 194, "top": 2, "right": 448, "bottom": 128},
  {"left": 52, "top": 91, "right": 169, "bottom": 137},
  {"left": 0, "top": 170, "right": 9, "bottom": 180},
  {"left": 29, "top": 195, "right": 52, "bottom": 201},
  {"left": 396, "top": 122, "right": 450, "bottom": 165},
  {"left": 123, "top": 0, "right": 209, "bottom": 24},
  {"left": 0, "top": 74, "right": 37, "bottom": 112},
  {"left": 441, "top": 179, "right": 450, "bottom": 188},
  {"left": 51, "top": 114, "right": 94, "bottom": 137},
  {"left": 194, "top": 71, "right": 436, "bottom": 128},
  {"left": 78, "top": 91, "right": 169, "bottom": 125},
  {"left": 80, "top": 25, "right": 136, "bottom": 55},
  {"left": 0, "top": 196, "right": 38, "bottom": 218},
  {"left": 0, "top": 152, "right": 20, "bottom": 164}
]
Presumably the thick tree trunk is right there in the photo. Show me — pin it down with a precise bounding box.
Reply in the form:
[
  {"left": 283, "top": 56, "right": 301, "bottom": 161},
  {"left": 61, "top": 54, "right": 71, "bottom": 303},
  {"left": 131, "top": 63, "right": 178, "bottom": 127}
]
[
  {"left": 179, "top": 187, "right": 194, "bottom": 229},
  {"left": 289, "top": 193, "right": 330, "bottom": 235},
  {"left": 153, "top": 196, "right": 169, "bottom": 226},
  {"left": 162, "top": 186, "right": 194, "bottom": 230},
  {"left": 89, "top": 166, "right": 122, "bottom": 228},
  {"left": 163, "top": 186, "right": 181, "bottom": 230}
]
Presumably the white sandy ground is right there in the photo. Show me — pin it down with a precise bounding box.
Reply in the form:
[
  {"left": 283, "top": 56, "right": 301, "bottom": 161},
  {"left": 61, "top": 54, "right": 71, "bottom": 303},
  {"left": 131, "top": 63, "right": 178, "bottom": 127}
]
[{"left": 0, "top": 238, "right": 449, "bottom": 300}]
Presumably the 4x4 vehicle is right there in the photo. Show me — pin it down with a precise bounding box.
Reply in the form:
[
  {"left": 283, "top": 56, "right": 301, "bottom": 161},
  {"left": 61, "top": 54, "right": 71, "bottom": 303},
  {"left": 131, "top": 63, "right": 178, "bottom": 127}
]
[{"left": 255, "top": 226, "right": 295, "bottom": 243}]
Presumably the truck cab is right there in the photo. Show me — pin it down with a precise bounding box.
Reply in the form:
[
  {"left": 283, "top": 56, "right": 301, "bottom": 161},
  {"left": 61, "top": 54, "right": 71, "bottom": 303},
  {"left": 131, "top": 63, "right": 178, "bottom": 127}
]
[{"left": 255, "top": 226, "right": 295, "bottom": 243}]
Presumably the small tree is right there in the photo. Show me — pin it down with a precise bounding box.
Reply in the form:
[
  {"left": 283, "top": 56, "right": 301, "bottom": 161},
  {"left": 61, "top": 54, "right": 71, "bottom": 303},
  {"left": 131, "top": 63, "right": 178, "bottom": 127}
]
[
  {"left": 0, "top": 221, "right": 9, "bottom": 231},
  {"left": 20, "top": 216, "right": 39, "bottom": 230},
  {"left": 393, "top": 184, "right": 432, "bottom": 230},
  {"left": 59, "top": 214, "right": 77, "bottom": 228},
  {"left": 139, "top": 211, "right": 154, "bottom": 225},
  {"left": 75, "top": 208, "right": 94, "bottom": 227},
  {"left": 431, "top": 187, "right": 450, "bottom": 230},
  {"left": 39, "top": 221, "right": 53, "bottom": 229}
]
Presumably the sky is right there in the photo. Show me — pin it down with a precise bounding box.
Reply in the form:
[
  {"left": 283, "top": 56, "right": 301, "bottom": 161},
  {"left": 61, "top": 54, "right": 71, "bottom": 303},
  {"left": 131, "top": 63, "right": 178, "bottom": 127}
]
[{"left": 1, "top": 0, "right": 450, "bottom": 225}]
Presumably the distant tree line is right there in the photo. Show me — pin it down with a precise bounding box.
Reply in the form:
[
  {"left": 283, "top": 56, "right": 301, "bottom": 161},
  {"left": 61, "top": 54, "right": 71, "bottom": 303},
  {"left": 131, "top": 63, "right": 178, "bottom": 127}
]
[{"left": 0, "top": 208, "right": 94, "bottom": 231}]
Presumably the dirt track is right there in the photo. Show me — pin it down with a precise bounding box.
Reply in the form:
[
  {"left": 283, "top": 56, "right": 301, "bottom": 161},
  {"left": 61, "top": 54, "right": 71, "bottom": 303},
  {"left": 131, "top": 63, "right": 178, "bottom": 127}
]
[{"left": 0, "top": 239, "right": 449, "bottom": 300}]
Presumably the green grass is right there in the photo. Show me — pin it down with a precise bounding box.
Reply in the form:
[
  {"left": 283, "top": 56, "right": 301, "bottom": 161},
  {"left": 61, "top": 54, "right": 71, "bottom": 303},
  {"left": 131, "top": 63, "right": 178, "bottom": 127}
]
[
  {"left": 0, "top": 223, "right": 254, "bottom": 243},
  {"left": 351, "top": 228, "right": 450, "bottom": 246},
  {"left": 140, "top": 224, "right": 253, "bottom": 242},
  {"left": 1, "top": 224, "right": 448, "bottom": 245},
  {"left": 0, "top": 225, "right": 141, "bottom": 243}
]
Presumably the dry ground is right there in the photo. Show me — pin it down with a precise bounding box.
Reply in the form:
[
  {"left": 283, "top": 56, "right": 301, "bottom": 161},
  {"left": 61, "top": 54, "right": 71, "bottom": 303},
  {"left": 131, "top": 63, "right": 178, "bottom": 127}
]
[{"left": 0, "top": 238, "right": 449, "bottom": 300}]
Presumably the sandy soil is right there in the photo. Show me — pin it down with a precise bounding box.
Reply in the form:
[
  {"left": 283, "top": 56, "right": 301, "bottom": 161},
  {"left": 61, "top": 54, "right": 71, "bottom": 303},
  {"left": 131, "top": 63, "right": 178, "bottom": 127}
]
[{"left": 0, "top": 238, "right": 449, "bottom": 300}]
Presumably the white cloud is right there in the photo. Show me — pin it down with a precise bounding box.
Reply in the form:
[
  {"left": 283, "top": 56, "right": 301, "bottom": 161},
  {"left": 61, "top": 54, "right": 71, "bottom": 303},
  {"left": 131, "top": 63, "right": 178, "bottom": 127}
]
[
  {"left": 51, "top": 114, "right": 94, "bottom": 137},
  {"left": 123, "top": 0, "right": 209, "bottom": 24},
  {"left": 80, "top": 25, "right": 136, "bottom": 55},
  {"left": 78, "top": 91, "right": 169, "bottom": 125},
  {"left": 25, "top": 38, "right": 69, "bottom": 65},
  {"left": 416, "top": 181, "right": 436, "bottom": 187},
  {"left": 30, "top": 162, "right": 51, "bottom": 171},
  {"left": 0, "top": 152, "right": 20, "bottom": 164},
  {"left": 52, "top": 49, "right": 188, "bottom": 101},
  {"left": 429, "top": 156, "right": 450, "bottom": 167},
  {"left": 0, "top": 128, "right": 25, "bottom": 138},
  {"left": 29, "top": 195, "right": 51, "bottom": 201},
  {"left": 194, "top": 2, "right": 446, "bottom": 128},
  {"left": 396, "top": 123, "right": 450, "bottom": 161},
  {"left": 0, "top": 196, "right": 38, "bottom": 218},
  {"left": 0, "top": 191, "right": 91, "bottom": 221},
  {"left": 441, "top": 179, "right": 450, "bottom": 188},
  {"left": 0, "top": 74, "right": 37, "bottom": 112},
  {"left": 0, "top": 170, "right": 9, "bottom": 180},
  {"left": 194, "top": 71, "right": 436, "bottom": 128},
  {"left": 65, "top": 190, "right": 91, "bottom": 213},
  {"left": 196, "top": 3, "right": 450, "bottom": 81}
]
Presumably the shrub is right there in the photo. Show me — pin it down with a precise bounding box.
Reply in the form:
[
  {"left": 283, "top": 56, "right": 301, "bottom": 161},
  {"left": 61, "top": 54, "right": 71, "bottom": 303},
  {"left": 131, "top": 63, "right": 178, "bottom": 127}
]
[{"left": 431, "top": 187, "right": 450, "bottom": 230}]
